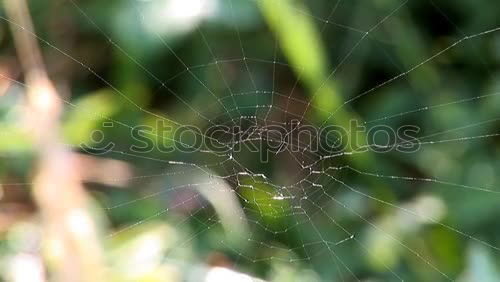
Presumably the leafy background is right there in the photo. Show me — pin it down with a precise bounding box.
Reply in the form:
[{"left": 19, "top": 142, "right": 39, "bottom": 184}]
[{"left": 1, "top": 0, "right": 500, "bottom": 281}]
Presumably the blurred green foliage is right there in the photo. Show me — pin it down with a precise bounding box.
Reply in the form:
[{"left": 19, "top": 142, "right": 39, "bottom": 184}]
[{"left": 1, "top": 0, "right": 500, "bottom": 281}]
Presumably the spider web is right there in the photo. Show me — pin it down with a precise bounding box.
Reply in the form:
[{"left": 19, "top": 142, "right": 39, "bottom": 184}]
[{"left": 2, "top": 0, "right": 500, "bottom": 280}]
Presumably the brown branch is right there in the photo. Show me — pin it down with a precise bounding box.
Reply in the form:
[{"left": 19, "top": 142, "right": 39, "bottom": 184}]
[{"left": 3, "top": 0, "right": 106, "bottom": 281}]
